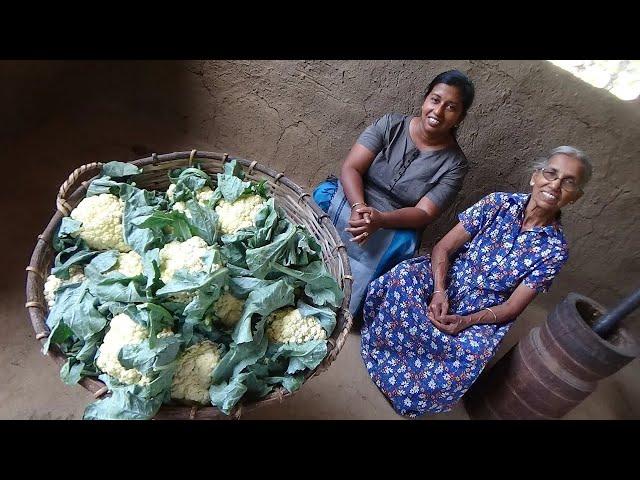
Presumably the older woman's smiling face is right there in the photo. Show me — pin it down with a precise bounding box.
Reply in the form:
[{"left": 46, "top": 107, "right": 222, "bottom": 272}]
[{"left": 531, "top": 153, "right": 585, "bottom": 212}]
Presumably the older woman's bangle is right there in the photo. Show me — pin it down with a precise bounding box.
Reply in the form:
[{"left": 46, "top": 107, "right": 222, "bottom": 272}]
[
  {"left": 433, "top": 289, "right": 447, "bottom": 296},
  {"left": 483, "top": 307, "right": 497, "bottom": 322},
  {"left": 351, "top": 201, "right": 367, "bottom": 210}
]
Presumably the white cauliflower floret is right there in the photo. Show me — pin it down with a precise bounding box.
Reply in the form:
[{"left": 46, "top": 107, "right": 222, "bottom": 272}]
[
  {"left": 158, "top": 236, "right": 219, "bottom": 284},
  {"left": 43, "top": 277, "right": 63, "bottom": 307},
  {"left": 159, "top": 236, "right": 221, "bottom": 303},
  {"left": 168, "top": 186, "right": 215, "bottom": 218},
  {"left": 172, "top": 201, "right": 189, "bottom": 216},
  {"left": 96, "top": 313, "right": 151, "bottom": 386},
  {"left": 111, "top": 251, "right": 143, "bottom": 277},
  {"left": 213, "top": 291, "right": 245, "bottom": 328},
  {"left": 157, "top": 327, "right": 174, "bottom": 338},
  {"left": 43, "top": 265, "right": 86, "bottom": 308},
  {"left": 266, "top": 308, "right": 327, "bottom": 344},
  {"left": 44, "top": 252, "right": 142, "bottom": 308},
  {"left": 70, "top": 193, "right": 130, "bottom": 252},
  {"left": 171, "top": 341, "right": 221, "bottom": 404},
  {"left": 170, "top": 292, "right": 197, "bottom": 304},
  {"left": 215, "top": 194, "right": 265, "bottom": 235},
  {"left": 167, "top": 183, "right": 177, "bottom": 201},
  {"left": 196, "top": 187, "right": 215, "bottom": 204}
]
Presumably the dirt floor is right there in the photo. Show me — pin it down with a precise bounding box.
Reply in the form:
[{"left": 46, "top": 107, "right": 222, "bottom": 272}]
[
  {"left": 4, "top": 279, "right": 640, "bottom": 420},
  {"left": 2, "top": 70, "right": 639, "bottom": 420}
]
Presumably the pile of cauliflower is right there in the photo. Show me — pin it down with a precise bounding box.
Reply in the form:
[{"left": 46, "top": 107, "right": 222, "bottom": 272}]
[{"left": 40, "top": 160, "right": 342, "bottom": 420}]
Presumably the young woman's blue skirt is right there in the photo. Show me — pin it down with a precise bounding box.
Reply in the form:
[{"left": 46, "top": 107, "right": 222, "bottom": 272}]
[{"left": 313, "top": 176, "right": 419, "bottom": 316}]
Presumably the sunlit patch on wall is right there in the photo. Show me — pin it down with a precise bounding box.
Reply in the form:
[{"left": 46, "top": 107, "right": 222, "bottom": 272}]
[{"left": 548, "top": 60, "right": 640, "bottom": 101}]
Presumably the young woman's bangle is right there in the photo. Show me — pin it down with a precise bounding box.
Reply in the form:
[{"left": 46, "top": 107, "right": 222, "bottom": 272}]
[
  {"left": 432, "top": 289, "right": 447, "bottom": 296},
  {"left": 351, "top": 201, "right": 367, "bottom": 210},
  {"left": 483, "top": 307, "right": 497, "bottom": 322}
]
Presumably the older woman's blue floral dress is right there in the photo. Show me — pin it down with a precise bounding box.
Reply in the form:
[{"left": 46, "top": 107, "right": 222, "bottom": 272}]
[{"left": 360, "top": 192, "right": 569, "bottom": 417}]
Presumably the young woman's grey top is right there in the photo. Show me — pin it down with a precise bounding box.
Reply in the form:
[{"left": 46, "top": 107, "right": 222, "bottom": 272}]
[{"left": 356, "top": 113, "right": 469, "bottom": 212}]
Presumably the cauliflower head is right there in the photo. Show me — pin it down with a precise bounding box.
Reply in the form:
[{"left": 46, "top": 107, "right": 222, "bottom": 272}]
[
  {"left": 168, "top": 185, "right": 215, "bottom": 218},
  {"left": 166, "top": 183, "right": 177, "bottom": 201},
  {"left": 157, "top": 328, "right": 174, "bottom": 338},
  {"left": 215, "top": 194, "right": 265, "bottom": 235},
  {"left": 170, "top": 340, "right": 221, "bottom": 404},
  {"left": 112, "top": 251, "right": 143, "bottom": 277},
  {"left": 171, "top": 200, "right": 189, "bottom": 217},
  {"left": 96, "top": 313, "right": 151, "bottom": 386},
  {"left": 196, "top": 186, "right": 215, "bottom": 204},
  {"left": 213, "top": 291, "right": 245, "bottom": 328},
  {"left": 43, "top": 265, "right": 86, "bottom": 308},
  {"left": 158, "top": 236, "right": 218, "bottom": 284},
  {"left": 170, "top": 292, "right": 197, "bottom": 304},
  {"left": 266, "top": 308, "right": 327, "bottom": 344},
  {"left": 70, "top": 193, "right": 131, "bottom": 252}
]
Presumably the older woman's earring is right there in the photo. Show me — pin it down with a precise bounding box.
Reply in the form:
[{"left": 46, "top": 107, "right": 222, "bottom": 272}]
[{"left": 530, "top": 181, "right": 534, "bottom": 186}]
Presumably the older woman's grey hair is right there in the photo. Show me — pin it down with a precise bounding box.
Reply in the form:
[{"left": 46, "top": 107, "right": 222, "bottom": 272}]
[{"left": 532, "top": 146, "right": 593, "bottom": 188}]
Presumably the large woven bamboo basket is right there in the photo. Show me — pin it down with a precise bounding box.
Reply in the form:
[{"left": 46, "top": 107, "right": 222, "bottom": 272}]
[{"left": 25, "top": 150, "right": 353, "bottom": 420}]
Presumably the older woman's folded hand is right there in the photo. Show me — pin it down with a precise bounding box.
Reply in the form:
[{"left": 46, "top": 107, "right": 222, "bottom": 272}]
[
  {"left": 428, "top": 291, "right": 449, "bottom": 321},
  {"left": 428, "top": 313, "right": 470, "bottom": 335}
]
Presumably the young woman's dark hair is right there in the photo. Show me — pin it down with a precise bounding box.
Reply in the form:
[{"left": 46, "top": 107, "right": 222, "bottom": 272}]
[{"left": 425, "top": 69, "right": 475, "bottom": 115}]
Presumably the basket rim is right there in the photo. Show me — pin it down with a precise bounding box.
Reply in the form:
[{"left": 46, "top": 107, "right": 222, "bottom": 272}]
[{"left": 25, "top": 149, "right": 353, "bottom": 419}]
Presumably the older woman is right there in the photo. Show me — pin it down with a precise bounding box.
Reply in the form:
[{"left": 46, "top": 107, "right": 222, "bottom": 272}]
[
  {"left": 360, "top": 146, "right": 592, "bottom": 417},
  {"left": 313, "top": 70, "right": 475, "bottom": 316}
]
